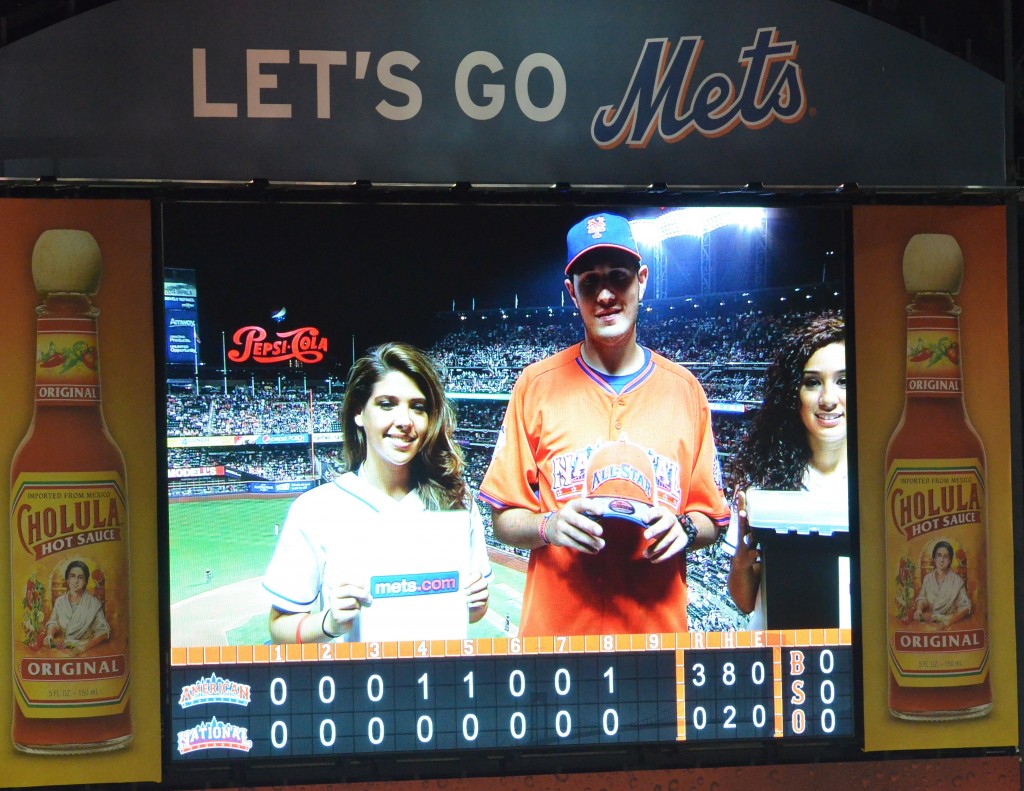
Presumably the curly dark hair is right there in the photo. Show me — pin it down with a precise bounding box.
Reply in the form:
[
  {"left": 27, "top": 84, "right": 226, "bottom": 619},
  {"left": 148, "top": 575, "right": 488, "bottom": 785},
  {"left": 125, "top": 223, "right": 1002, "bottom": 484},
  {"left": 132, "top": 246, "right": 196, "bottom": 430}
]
[
  {"left": 341, "top": 342, "right": 469, "bottom": 511},
  {"left": 730, "top": 312, "right": 845, "bottom": 492}
]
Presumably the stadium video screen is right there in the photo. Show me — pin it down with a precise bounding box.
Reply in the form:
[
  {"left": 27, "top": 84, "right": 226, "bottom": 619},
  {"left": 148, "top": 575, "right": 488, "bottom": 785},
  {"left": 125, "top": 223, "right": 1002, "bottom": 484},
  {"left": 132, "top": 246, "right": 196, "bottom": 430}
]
[{"left": 161, "top": 202, "right": 854, "bottom": 766}]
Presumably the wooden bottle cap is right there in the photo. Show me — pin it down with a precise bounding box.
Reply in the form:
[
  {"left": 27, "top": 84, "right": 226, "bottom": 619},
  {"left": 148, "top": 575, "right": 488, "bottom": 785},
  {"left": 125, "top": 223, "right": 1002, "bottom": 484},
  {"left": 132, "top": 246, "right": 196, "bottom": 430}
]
[
  {"left": 31, "top": 229, "right": 103, "bottom": 295},
  {"left": 902, "top": 233, "right": 963, "bottom": 294}
]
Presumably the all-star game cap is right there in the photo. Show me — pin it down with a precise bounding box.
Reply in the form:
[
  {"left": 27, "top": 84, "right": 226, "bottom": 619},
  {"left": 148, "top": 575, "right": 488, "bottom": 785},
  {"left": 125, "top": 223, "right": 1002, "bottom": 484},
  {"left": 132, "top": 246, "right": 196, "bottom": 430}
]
[
  {"left": 565, "top": 213, "right": 642, "bottom": 275},
  {"left": 584, "top": 438, "right": 656, "bottom": 528}
]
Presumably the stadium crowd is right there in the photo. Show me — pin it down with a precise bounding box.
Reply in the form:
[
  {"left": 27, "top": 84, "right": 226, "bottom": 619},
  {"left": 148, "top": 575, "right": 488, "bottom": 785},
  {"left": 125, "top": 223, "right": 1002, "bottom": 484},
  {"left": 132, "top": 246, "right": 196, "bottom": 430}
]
[
  {"left": 167, "top": 300, "right": 838, "bottom": 630},
  {"left": 167, "top": 389, "right": 342, "bottom": 436},
  {"left": 167, "top": 308, "right": 817, "bottom": 435},
  {"left": 431, "top": 308, "right": 816, "bottom": 397}
]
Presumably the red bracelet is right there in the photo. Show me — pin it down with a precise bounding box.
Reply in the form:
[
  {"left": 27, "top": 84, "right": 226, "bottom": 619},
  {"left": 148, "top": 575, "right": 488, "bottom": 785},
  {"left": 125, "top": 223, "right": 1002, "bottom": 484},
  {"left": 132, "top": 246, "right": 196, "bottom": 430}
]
[
  {"left": 538, "top": 511, "right": 553, "bottom": 545},
  {"left": 295, "top": 613, "right": 311, "bottom": 644}
]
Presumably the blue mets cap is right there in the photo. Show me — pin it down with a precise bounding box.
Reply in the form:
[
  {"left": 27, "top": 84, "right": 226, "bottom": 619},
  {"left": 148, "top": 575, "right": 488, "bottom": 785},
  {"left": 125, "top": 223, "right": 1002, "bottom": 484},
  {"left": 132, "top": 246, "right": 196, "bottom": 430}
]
[{"left": 565, "top": 213, "right": 641, "bottom": 275}]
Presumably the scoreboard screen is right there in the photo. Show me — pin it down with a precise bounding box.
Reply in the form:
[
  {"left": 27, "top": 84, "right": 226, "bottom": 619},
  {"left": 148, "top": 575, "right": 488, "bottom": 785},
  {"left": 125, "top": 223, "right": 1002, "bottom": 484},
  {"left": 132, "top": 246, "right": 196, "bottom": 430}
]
[
  {"left": 169, "top": 632, "right": 852, "bottom": 758},
  {"left": 164, "top": 267, "right": 200, "bottom": 367},
  {"left": 159, "top": 199, "right": 857, "bottom": 779}
]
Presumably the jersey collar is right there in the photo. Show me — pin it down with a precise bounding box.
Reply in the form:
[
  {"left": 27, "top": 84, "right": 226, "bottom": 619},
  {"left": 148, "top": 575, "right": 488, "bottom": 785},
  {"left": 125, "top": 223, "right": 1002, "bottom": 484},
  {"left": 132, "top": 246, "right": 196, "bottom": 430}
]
[
  {"left": 336, "top": 469, "right": 425, "bottom": 513},
  {"left": 573, "top": 344, "right": 655, "bottom": 396}
]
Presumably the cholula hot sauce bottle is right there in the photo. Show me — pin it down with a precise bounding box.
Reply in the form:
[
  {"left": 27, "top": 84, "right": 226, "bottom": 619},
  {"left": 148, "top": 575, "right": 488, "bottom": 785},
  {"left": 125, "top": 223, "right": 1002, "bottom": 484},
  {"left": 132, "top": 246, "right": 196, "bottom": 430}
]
[
  {"left": 885, "top": 233, "right": 991, "bottom": 720},
  {"left": 10, "top": 230, "right": 132, "bottom": 752}
]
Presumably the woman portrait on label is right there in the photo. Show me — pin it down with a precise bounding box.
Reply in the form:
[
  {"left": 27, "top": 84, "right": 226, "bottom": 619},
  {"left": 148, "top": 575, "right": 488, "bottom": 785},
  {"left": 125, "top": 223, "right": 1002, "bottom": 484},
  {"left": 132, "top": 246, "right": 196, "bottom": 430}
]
[
  {"left": 914, "top": 540, "right": 971, "bottom": 628},
  {"left": 724, "top": 313, "right": 847, "bottom": 628},
  {"left": 264, "top": 341, "right": 492, "bottom": 643},
  {"left": 45, "top": 559, "right": 111, "bottom": 655}
]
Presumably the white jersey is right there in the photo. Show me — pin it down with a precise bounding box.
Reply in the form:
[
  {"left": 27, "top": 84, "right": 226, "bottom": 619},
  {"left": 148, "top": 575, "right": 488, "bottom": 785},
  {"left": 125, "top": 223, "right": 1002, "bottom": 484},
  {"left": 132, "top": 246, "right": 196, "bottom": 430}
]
[{"left": 263, "top": 471, "right": 492, "bottom": 641}]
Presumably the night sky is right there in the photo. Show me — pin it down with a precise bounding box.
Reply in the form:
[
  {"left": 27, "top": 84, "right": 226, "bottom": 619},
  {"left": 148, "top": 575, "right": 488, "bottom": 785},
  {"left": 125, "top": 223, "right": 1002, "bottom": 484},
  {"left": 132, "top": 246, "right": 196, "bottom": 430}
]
[{"left": 159, "top": 202, "right": 846, "bottom": 374}]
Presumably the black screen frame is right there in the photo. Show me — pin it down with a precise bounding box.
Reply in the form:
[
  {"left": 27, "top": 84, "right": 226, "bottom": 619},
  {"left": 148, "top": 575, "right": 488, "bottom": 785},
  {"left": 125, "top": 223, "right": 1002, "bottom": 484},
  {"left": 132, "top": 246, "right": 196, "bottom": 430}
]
[{"left": 153, "top": 189, "right": 870, "bottom": 787}]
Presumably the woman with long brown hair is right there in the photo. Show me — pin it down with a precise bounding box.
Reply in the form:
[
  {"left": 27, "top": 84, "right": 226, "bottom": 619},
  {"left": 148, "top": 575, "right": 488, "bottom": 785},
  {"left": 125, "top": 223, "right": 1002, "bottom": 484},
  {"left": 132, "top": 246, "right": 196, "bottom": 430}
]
[
  {"left": 725, "top": 313, "right": 847, "bottom": 627},
  {"left": 265, "top": 342, "right": 490, "bottom": 643}
]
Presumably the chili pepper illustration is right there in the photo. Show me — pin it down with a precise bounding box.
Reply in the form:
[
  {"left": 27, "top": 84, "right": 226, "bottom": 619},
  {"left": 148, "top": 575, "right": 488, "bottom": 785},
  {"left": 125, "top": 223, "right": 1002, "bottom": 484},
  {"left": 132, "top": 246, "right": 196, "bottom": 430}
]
[
  {"left": 925, "top": 337, "right": 952, "bottom": 367},
  {"left": 59, "top": 340, "right": 88, "bottom": 372}
]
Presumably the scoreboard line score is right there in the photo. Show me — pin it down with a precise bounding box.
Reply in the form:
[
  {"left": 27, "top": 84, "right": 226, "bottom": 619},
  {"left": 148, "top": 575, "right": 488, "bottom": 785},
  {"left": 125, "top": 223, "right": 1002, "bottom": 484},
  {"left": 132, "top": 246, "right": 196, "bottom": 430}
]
[{"left": 170, "top": 630, "right": 853, "bottom": 759}]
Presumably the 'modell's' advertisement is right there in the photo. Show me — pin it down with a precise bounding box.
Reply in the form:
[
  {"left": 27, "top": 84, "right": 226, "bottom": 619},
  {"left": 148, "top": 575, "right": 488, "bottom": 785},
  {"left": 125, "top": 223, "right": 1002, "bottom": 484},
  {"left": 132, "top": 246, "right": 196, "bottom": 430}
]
[{"left": 0, "top": 200, "right": 159, "bottom": 787}]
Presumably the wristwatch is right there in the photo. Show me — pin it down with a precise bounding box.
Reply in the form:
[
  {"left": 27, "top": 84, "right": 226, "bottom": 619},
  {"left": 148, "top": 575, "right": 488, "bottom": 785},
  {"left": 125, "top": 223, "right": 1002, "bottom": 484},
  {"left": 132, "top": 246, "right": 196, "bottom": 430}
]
[{"left": 677, "top": 513, "right": 699, "bottom": 550}]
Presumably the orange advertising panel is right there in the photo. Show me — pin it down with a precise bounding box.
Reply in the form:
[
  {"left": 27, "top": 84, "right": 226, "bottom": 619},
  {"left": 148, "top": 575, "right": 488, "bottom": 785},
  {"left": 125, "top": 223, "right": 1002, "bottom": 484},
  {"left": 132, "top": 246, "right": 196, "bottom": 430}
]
[
  {"left": 853, "top": 205, "right": 1017, "bottom": 750},
  {"left": 0, "top": 200, "right": 159, "bottom": 786}
]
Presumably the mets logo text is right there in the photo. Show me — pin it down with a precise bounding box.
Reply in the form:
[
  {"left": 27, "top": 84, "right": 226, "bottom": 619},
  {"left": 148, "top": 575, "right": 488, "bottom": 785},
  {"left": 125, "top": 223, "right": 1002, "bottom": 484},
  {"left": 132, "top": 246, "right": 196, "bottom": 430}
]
[{"left": 592, "top": 27, "right": 806, "bottom": 149}]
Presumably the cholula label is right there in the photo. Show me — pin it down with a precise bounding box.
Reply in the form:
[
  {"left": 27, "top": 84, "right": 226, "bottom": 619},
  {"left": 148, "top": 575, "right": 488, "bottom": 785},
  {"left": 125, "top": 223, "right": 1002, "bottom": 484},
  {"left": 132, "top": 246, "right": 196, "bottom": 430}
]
[
  {"left": 885, "top": 458, "right": 989, "bottom": 687},
  {"left": 11, "top": 470, "right": 131, "bottom": 718}
]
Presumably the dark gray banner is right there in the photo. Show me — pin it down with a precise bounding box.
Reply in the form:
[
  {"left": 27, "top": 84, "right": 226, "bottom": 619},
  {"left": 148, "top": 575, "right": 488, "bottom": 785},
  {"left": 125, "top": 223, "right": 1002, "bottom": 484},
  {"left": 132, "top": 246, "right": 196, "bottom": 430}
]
[{"left": 0, "top": 0, "right": 1005, "bottom": 187}]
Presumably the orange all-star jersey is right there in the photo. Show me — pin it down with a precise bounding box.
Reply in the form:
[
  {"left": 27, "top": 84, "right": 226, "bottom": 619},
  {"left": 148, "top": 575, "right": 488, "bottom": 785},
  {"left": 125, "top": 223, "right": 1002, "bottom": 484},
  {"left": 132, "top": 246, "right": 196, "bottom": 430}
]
[{"left": 480, "top": 344, "right": 730, "bottom": 637}]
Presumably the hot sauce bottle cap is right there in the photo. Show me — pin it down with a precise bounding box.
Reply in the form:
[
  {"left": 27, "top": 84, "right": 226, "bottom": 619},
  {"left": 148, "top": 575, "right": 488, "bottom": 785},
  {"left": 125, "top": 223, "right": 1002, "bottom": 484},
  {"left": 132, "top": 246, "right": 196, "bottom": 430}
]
[
  {"left": 31, "top": 229, "right": 102, "bottom": 295},
  {"left": 902, "top": 233, "right": 963, "bottom": 295}
]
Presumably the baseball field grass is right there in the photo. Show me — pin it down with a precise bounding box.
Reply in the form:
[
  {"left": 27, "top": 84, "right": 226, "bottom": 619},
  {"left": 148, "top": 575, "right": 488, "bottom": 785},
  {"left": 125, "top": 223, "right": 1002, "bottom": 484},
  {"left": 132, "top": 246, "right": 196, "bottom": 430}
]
[{"left": 169, "top": 495, "right": 525, "bottom": 645}]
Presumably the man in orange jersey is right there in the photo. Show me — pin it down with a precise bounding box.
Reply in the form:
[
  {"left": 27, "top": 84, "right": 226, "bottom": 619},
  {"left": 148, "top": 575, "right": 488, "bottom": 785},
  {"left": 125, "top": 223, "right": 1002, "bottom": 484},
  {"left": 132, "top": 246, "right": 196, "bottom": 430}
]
[{"left": 480, "top": 212, "right": 730, "bottom": 637}]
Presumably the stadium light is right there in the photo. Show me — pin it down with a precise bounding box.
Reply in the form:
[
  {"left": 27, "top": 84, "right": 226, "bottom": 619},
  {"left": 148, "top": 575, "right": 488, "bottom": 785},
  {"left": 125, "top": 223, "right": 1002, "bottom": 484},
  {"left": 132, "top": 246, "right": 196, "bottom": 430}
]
[{"left": 630, "top": 206, "right": 766, "bottom": 242}]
